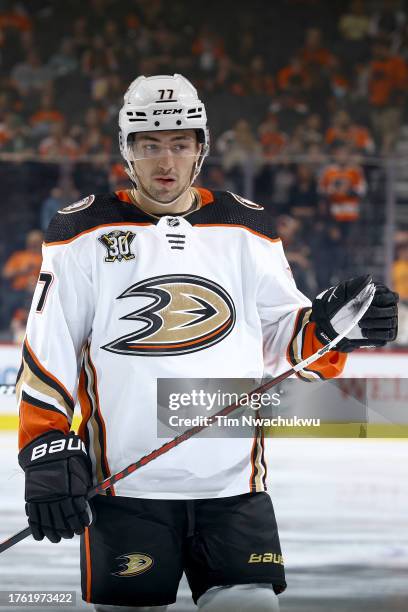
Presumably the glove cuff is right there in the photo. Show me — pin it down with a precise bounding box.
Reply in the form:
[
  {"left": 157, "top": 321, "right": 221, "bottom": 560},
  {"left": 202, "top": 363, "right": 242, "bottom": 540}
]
[{"left": 19, "top": 430, "right": 89, "bottom": 471}]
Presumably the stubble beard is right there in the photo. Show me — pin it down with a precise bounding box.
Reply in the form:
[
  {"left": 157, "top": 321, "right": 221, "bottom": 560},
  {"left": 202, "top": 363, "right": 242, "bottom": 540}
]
[
  {"left": 149, "top": 183, "right": 182, "bottom": 203},
  {"left": 144, "top": 174, "right": 192, "bottom": 204}
]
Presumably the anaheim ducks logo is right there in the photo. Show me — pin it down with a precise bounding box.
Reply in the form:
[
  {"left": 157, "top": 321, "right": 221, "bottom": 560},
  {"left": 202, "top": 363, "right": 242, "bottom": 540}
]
[
  {"left": 102, "top": 274, "right": 236, "bottom": 356},
  {"left": 112, "top": 553, "right": 154, "bottom": 577},
  {"left": 58, "top": 194, "right": 95, "bottom": 214},
  {"left": 227, "top": 191, "right": 264, "bottom": 210}
]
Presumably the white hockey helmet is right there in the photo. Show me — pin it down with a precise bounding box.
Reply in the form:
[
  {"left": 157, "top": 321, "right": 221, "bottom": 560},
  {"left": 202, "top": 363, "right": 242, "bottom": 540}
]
[{"left": 119, "top": 74, "right": 209, "bottom": 198}]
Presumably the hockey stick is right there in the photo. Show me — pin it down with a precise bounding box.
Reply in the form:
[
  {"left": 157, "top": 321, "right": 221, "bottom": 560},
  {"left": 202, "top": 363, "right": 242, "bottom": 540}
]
[{"left": 0, "top": 283, "right": 375, "bottom": 554}]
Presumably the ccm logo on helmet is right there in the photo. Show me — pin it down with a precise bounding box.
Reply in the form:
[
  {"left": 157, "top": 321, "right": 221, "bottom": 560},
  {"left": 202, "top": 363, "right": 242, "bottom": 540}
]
[
  {"left": 153, "top": 109, "right": 183, "bottom": 115},
  {"left": 31, "top": 437, "right": 87, "bottom": 461}
]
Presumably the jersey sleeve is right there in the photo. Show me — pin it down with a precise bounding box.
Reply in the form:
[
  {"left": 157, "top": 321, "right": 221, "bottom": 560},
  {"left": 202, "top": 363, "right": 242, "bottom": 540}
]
[
  {"left": 255, "top": 238, "right": 346, "bottom": 381},
  {"left": 17, "top": 235, "right": 94, "bottom": 450}
]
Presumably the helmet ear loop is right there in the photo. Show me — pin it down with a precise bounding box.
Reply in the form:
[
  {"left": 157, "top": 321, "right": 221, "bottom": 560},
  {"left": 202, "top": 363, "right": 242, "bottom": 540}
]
[
  {"left": 190, "top": 151, "right": 200, "bottom": 185},
  {"left": 191, "top": 142, "right": 208, "bottom": 184},
  {"left": 124, "top": 159, "right": 139, "bottom": 189},
  {"left": 124, "top": 152, "right": 159, "bottom": 202}
]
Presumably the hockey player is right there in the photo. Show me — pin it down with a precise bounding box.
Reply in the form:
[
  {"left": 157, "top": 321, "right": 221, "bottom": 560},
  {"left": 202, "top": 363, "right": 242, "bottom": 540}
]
[{"left": 17, "top": 75, "right": 398, "bottom": 612}]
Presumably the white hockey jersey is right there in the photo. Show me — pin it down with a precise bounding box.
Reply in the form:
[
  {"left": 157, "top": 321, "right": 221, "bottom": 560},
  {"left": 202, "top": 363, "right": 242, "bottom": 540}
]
[{"left": 17, "top": 188, "right": 346, "bottom": 499}]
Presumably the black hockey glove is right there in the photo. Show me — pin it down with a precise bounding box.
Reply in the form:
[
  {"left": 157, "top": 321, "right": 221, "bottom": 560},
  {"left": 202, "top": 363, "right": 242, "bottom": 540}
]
[
  {"left": 18, "top": 431, "right": 93, "bottom": 543},
  {"left": 310, "top": 275, "right": 398, "bottom": 353}
]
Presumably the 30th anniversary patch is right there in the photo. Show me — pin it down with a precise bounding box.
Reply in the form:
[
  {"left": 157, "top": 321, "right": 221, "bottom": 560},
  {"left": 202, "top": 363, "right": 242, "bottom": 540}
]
[{"left": 98, "top": 230, "right": 136, "bottom": 263}]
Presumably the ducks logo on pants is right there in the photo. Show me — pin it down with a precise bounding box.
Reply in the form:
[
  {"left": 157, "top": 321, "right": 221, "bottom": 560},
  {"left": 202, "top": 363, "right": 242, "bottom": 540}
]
[{"left": 112, "top": 553, "right": 154, "bottom": 577}]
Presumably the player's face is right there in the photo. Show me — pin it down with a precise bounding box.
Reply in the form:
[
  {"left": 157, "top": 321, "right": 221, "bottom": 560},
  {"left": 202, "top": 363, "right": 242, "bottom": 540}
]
[{"left": 131, "top": 130, "right": 200, "bottom": 203}]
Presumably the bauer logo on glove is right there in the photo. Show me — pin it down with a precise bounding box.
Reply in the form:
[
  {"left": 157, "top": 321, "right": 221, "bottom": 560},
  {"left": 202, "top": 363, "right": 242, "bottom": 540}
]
[
  {"left": 18, "top": 431, "right": 93, "bottom": 543},
  {"left": 30, "top": 436, "right": 87, "bottom": 462}
]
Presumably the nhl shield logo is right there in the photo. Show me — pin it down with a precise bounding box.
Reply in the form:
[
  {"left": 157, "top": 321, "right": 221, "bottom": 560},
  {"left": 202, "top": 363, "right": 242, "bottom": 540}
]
[
  {"left": 167, "top": 217, "right": 180, "bottom": 227},
  {"left": 98, "top": 230, "right": 136, "bottom": 263}
]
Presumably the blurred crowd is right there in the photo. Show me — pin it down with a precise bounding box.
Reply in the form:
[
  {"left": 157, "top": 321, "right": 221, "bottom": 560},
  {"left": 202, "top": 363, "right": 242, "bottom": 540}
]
[
  {"left": 0, "top": 0, "right": 408, "bottom": 344},
  {"left": 2, "top": 0, "right": 408, "bottom": 156}
]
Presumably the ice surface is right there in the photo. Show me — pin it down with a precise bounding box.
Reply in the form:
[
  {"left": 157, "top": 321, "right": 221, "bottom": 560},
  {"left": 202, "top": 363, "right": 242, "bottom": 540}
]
[{"left": 1, "top": 433, "right": 407, "bottom": 611}]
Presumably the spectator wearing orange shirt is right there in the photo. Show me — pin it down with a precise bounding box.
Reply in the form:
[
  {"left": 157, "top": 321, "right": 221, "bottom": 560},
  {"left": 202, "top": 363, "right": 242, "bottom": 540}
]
[
  {"left": 368, "top": 39, "right": 408, "bottom": 152},
  {"left": 318, "top": 142, "right": 366, "bottom": 278},
  {"left": 325, "top": 110, "right": 375, "bottom": 154},
  {"left": 319, "top": 142, "right": 366, "bottom": 228},
  {"left": 277, "top": 55, "right": 309, "bottom": 92},
  {"left": 300, "top": 27, "right": 334, "bottom": 69},
  {"left": 2, "top": 230, "right": 43, "bottom": 291},
  {"left": 1, "top": 230, "right": 43, "bottom": 328},
  {"left": 30, "top": 91, "right": 65, "bottom": 140},
  {"left": 258, "top": 113, "right": 288, "bottom": 160},
  {"left": 0, "top": 8, "right": 32, "bottom": 34}
]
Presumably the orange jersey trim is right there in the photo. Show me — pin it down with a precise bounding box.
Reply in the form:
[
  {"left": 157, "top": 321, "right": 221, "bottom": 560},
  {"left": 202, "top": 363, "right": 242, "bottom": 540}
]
[
  {"left": 77, "top": 367, "right": 92, "bottom": 442},
  {"left": 18, "top": 400, "right": 69, "bottom": 449},
  {"left": 45, "top": 222, "right": 279, "bottom": 247},
  {"left": 115, "top": 189, "right": 132, "bottom": 203},
  {"left": 84, "top": 527, "right": 92, "bottom": 602},
  {"left": 195, "top": 187, "right": 214, "bottom": 206}
]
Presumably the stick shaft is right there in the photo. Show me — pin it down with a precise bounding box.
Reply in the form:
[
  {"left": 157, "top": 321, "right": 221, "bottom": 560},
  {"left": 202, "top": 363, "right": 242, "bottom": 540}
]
[
  {"left": 0, "top": 283, "right": 375, "bottom": 553},
  {"left": 0, "top": 366, "right": 295, "bottom": 553}
]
